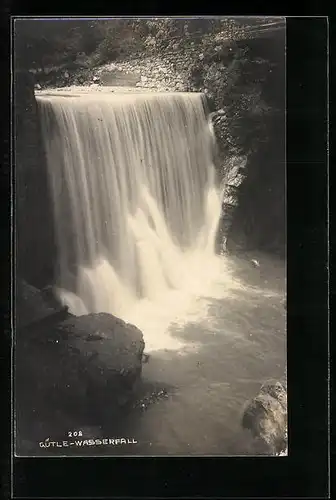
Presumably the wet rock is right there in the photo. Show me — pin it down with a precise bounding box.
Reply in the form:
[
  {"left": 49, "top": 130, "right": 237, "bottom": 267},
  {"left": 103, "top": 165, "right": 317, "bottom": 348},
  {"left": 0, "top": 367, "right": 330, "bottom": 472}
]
[
  {"left": 133, "top": 388, "right": 169, "bottom": 411},
  {"left": 142, "top": 353, "right": 150, "bottom": 363},
  {"left": 55, "top": 313, "right": 145, "bottom": 399},
  {"left": 216, "top": 156, "right": 248, "bottom": 251},
  {"left": 260, "top": 379, "right": 287, "bottom": 409},
  {"left": 242, "top": 380, "right": 287, "bottom": 455},
  {"left": 251, "top": 259, "right": 260, "bottom": 268}
]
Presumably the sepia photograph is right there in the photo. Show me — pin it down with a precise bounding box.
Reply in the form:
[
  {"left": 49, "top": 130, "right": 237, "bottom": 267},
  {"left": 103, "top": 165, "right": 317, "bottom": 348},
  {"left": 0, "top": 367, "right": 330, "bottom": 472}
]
[{"left": 13, "top": 16, "right": 286, "bottom": 457}]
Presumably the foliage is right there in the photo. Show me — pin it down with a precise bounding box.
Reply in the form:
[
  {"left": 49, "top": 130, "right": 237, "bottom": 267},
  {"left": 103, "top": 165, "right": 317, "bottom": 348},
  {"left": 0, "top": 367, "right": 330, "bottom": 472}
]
[
  {"left": 87, "top": 19, "right": 147, "bottom": 65},
  {"left": 14, "top": 18, "right": 284, "bottom": 158},
  {"left": 183, "top": 34, "right": 277, "bottom": 157},
  {"left": 14, "top": 17, "right": 281, "bottom": 70},
  {"left": 14, "top": 19, "right": 102, "bottom": 71}
]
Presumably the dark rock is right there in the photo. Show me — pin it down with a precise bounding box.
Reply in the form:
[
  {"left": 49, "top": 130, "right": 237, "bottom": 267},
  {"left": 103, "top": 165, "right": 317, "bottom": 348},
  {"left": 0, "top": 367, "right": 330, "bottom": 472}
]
[
  {"left": 16, "top": 279, "right": 69, "bottom": 331},
  {"left": 227, "top": 127, "right": 285, "bottom": 257},
  {"left": 242, "top": 380, "right": 287, "bottom": 455},
  {"left": 15, "top": 312, "right": 145, "bottom": 453},
  {"left": 56, "top": 313, "right": 145, "bottom": 377},
  {"left": 53, "top": 313, "right": 145, "bottom": 414},
  {"left": 15, "top": 70, "right": 57, "bottom": 288}
]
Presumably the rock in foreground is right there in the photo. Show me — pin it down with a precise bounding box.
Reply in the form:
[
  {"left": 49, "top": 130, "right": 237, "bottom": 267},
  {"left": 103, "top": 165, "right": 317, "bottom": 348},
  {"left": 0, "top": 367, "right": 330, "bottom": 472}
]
[
  {"left": 241, "top": 379, "right": 287, "bottom": 455},
  {"left": 56, "top": 313, "right": 145, "bottom": 408},
  {"left": 15, "top": 312, "right": 145, "bottom": 452}
]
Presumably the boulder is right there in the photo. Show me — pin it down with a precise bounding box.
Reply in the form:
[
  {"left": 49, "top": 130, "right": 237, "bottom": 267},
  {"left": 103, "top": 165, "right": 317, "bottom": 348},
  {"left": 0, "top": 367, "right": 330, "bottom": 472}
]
[
  {"left": 15, "top": 311, "right": 145, "bottom": 451},
  {"left": 241, "top": 379, "right": 287, "bottom": 455},
  {"left": 56, "top": 313, "right": 145, "bottom": 386}
]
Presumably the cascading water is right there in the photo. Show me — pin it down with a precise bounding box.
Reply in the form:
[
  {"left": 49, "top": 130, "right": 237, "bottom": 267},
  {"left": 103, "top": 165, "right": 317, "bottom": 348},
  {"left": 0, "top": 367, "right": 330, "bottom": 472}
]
[{"left": 37, "top": 91, "right": 225, "bottom": 351}]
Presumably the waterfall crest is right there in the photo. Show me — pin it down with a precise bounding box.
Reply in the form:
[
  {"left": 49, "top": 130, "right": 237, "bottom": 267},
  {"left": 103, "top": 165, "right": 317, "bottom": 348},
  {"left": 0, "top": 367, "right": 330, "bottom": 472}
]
[{"left": 37, "top": 92, "right": 223, "bottom": 339}]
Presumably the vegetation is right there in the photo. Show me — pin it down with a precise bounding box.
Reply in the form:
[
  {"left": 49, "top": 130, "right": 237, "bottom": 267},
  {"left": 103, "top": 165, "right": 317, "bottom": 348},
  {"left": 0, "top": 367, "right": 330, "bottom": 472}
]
[
  {"left": 14, "top": 17, "right": 285, "bottom": 158},
  {"left": 15, "top": 20, "right": 97, "bottom": 71}
]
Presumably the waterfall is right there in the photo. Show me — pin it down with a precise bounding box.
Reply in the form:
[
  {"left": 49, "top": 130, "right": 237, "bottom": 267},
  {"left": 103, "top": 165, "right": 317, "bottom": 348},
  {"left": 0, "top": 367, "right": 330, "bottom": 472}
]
[{"left": 37, "top": 91, "right": 223, "bottom": 349}]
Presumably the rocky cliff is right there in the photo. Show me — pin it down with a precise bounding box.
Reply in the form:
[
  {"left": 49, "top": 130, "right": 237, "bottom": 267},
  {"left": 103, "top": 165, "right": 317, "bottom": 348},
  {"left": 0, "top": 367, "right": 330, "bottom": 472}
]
[{"left": 15, "top": 70, "right": 57, "bottom": 288}]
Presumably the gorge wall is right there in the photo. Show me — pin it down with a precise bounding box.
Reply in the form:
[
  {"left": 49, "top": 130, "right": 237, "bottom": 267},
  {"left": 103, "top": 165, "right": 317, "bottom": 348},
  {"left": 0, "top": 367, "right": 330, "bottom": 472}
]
[
  {"left": 224, "top": 33, "right": 285, "bottom": 256},
  {"left": 15, "top": 70, "right": 57, "bottom": 289}
]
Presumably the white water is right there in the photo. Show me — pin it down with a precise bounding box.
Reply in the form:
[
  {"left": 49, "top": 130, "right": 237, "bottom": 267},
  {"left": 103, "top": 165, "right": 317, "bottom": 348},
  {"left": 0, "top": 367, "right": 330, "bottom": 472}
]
[{"left": 37, "top": 92, "right": 229, "bottom": 351}]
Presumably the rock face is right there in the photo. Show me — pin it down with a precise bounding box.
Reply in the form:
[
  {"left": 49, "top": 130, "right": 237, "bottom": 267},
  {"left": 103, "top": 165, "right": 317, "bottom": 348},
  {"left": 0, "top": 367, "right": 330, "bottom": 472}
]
[
  {"left": 16, "top": 279, "right": 68, "bottom": 330},
  {"left": 215, "top": 155, "right": 248, "bottom": 253},
  {"left": 227, "top": 129, "right": 285, "bottom": 257},
  {"left": 241, "top": 379, "right": 287, "bottom": 455},
  {"left": 15, "top": 70, "right": 57, "bottom": 289},
  {"left": 15, "top": 311, "right": 145, "bottom": 453}
]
